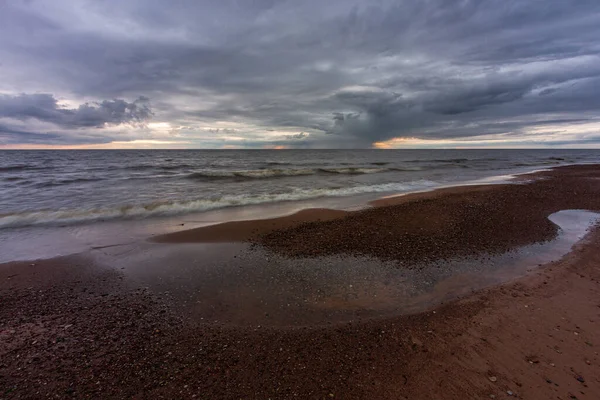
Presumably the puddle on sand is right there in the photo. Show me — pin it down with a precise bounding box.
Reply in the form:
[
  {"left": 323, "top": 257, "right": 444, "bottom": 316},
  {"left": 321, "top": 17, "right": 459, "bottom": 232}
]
[
  {"left": 380, "top": 209, "right": 600, "bottom": 314},
  {"left": 91, "top": 210, "right": 600, "bottom": 327}
]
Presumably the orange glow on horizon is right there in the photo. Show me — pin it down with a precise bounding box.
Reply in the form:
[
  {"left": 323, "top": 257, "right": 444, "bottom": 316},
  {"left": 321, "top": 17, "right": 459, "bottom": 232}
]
[
  {"left": 372, "top": 137, "right": 424, "bottom": 149},
  {"left": 372, "top": 141, "right": 392, "bottom": 149}
]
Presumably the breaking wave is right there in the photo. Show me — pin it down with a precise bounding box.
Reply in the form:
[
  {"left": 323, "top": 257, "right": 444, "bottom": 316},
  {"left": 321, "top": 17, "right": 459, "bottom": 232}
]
[
  {"left": 185, "top": 166, "right": 423, "bottom": 180},
  {"left": 187, "top": 168, "right": 318, "bottom": 180},
  {"left": 0, "top": 180, "right": 438, "bottom": 228},
  {"left": 318, "top": 167, "right": 387, "bottom": 174}
]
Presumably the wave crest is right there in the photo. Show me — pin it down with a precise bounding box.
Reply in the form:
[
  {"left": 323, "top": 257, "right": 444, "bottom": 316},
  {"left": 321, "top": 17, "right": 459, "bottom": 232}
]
[
  {"left": 186, "top": 167, "right": 397, "bottom": 180},
  {"left": 0, "top": 180, "right": 438, "bottom": 228}
]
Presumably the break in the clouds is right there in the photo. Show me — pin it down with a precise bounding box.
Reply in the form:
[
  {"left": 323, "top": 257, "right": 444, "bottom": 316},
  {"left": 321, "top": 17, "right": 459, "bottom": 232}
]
[{"left": 2, "top": 0, "right": 600, "bottom": 149}]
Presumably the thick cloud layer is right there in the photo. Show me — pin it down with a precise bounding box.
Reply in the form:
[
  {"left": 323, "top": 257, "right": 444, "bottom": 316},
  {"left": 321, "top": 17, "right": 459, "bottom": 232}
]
[
  {"left": 1, "top": 0, "right": 600, "bottom": 148},
  {"left": 0, "top": 94, "right": 152, "bottom": 128}
]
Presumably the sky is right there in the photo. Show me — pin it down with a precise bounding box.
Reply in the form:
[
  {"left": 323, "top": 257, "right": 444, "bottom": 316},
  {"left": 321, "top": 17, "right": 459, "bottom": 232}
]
[{"left": 1, "top": 0, "right": 600, "bottom": 149}]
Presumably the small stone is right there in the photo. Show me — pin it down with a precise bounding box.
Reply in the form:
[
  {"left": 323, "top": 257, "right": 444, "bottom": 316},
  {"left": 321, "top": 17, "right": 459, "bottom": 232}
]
[
  {"left": 576, "top": 376, "right": 585, "bottom": 383},
  {"left": 507, "top": 390, "right": 514, "bottom": 396},
  {"left": 489, "top": 376, "right": 497, "bottom": 382},
  {"left": 489, "top": 395, "right": 496, "bottom": 399}
]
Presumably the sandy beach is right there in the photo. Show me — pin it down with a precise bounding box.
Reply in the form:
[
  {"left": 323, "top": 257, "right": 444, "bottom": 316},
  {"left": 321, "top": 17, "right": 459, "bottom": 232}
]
[
  {"left": 2, "top": 164, "right": 600, "bottom": 399},
  {"left": 157, "top": 165, "right": 600, "bottom": 264}
]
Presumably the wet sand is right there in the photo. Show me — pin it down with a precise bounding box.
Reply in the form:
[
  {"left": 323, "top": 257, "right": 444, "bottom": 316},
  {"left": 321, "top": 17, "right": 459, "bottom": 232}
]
[
  {"left": 2, "top": 164, "right": 600, "bottom": 398},
  {"left": 155, "top": 208, "right": 348, "bottom": 243},
  {"left": 107, "top": 209, "right": 598, "bottom": 328},
  {"left": 157, "top": 165, "right": 600, "bottom": 265}
]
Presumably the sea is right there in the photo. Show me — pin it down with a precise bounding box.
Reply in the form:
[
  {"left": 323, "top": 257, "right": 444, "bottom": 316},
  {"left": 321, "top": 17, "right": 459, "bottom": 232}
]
[{"left": 0, "top": 149, "right": 598, "bottom": 261}]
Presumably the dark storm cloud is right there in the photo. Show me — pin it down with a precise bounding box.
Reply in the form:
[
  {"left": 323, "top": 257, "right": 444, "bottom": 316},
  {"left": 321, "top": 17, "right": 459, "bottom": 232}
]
[
  {"left": 0, "top": 94, "right": 153, "bottom": 128},
  {"left": 0, "top": 123, "right": 62, "bottom": 143},
  {"left": 1, "top": 0, "right": 600, "bottom": 147}
]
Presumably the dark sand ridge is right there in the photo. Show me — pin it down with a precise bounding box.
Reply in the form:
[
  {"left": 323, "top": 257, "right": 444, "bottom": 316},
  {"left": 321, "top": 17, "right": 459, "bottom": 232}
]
[
  {"left": 3, "top": 164, "right": 600, "bottom": 398},
  {"left": 156, "top": 164, "right": 600, "bottom": 266}
]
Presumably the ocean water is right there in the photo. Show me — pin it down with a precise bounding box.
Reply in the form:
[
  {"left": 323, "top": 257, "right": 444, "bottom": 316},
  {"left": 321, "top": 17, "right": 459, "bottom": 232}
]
[{"left": 0, "top": 149, "right": 598, "bottom": 230}]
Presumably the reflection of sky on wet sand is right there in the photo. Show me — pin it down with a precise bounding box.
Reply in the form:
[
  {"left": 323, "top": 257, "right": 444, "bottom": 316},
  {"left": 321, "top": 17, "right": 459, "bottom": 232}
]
[{"left": 90, "top": 210, "right": 599, "bottom": 327}]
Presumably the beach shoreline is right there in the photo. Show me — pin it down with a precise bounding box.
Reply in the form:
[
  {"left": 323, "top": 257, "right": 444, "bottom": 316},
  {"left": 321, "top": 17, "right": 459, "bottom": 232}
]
[
  {"left": 2, "top": 164, "right": 600, "bottom": 398},
  {"left": 150, "top": 167, "right": 548, "bottom": 246},
  {"left": 154, "top": 165, "right": 600, "bottom": 264},
  {"left": 0, "top": 161, "right": 586, "bottom": 264}
]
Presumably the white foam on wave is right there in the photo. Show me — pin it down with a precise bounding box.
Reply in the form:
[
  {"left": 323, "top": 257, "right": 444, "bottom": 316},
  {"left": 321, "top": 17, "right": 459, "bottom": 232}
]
[
  {"left": 187, "top": 168, "right": 317, "bottom": 179},
  {"left": 0, "top": 180, "right": 439, "bottom": 228},
  {"left": 186, "top": 166, "right": 394, "bottom": 180},
  {"left": 236, "top": 168, "right": 318, "bottom": 178}
]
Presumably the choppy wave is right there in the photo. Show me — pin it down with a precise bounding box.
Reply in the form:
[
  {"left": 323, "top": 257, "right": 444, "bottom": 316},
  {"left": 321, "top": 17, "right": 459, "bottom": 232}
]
[
  {"left": 124, "top": 164, "right": 156, "bottom": 171},
  {"left": 186, "top": 166, "right": 402, "bottom": 180},
  {"left": 0, "top": 180, "right": 438, "bottom": 228},
  {"left": 410, "top": 158, "right": 470, "bottom": 163},
  {"left": 34, "top": 177, "right": 104, "bottom": 188},
  {"left": 0, "top": 164, "right": 42, "bottom": 172},
  {"left": 187, "top": 168, "right": 317, "bottom": 180},
  {"left": 160, "top": 164, "right": 194, "bottom": 170},
  {"left": 393, "top": 166, "right": 424, "bottom": 171},
  {"left": 318, "top": 167, "right": 387, "bottom": 174},
  {"left": 125, "top": 163, "right": 198, "bottom": 171},
  {"left": 513, "top": 161, "right": 562, "bottom": 167},
  {"left": 410, "top": 157, "right": 507, "bottom": 164},
  {"left": 265, "top": 161, "right": 293, "bottom": 166}
]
